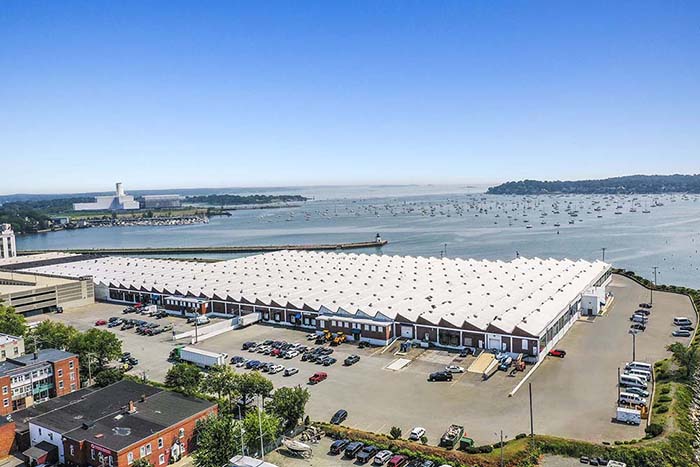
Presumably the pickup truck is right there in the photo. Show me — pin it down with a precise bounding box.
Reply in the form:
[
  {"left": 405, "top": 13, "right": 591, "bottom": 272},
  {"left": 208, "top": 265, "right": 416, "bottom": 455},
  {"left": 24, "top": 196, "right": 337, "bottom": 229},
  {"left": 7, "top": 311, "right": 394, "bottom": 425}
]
[{"left": 439, "top": 424, "right": 464, "bottom": 449}]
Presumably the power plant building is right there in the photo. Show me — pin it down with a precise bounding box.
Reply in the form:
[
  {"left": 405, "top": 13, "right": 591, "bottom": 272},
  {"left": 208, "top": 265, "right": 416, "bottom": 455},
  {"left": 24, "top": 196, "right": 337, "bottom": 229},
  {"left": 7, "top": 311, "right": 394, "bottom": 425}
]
[{"left": 72, "top": 183, "right": 140, "bottom": 211}]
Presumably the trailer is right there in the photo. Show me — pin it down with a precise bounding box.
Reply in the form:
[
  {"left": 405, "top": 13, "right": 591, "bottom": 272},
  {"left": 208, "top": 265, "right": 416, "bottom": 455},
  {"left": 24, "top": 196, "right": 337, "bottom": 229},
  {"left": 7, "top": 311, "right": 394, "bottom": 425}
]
[
  {"left": 238, "top": 312, "right": 261, "bottom": 328},
  {"left": 616, "top": 407, "right": 641, "bottom": 425},
  {"left": 179, "top": 346, "right": 228, "bottom": 368}
]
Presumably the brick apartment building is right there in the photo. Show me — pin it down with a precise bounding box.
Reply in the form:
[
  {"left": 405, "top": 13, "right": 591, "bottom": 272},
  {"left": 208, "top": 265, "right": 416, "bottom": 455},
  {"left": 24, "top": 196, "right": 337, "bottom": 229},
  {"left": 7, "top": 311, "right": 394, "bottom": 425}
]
[
  {"left": 22, "top": 379, "right": 216, "bottom": 467},
  {"left": 0, "top": 348, "right": 80, "bottom": 416}
]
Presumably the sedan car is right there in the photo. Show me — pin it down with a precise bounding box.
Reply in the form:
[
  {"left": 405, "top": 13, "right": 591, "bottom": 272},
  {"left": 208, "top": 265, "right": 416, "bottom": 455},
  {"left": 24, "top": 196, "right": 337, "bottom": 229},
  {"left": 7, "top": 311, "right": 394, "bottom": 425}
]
[
  {"left": 548, "top": 349, "right": 566, "bottom": 358},
  {"left": 344, "top": 354, "right": 361, "bottom": 366},
  {"left": 246, "top": 360, "right": 261, "bottom": 369},
  {"left": 673, "top": 330, "right": 691, "bottom": 337},
  {"left": 356, "top": 445, "right": 379, "bottom": 464},
  {"left": 387, "top": 454, "right": 408, "bottom": 467},
  {"left": 373, "top": 450, "right": 393, "bottom": 465},
  {"left": 330, "top": 439, "right": 350, "bottom": 455},
  {"left": 626, "top": 387, "right": 650, "bottom": 398},
  {"left": 94, "top": 319, "right": 107, "bottom": 326},
  {"left": 330, "top": 409, "right": 348, "bottom": 425},
  {"left": 322, "top": 357, "right": 337, "bottom": 366},
  {"left": 681, "top": 325, "right": 695, "bottom": 332},
  {"left": 444, "top": 365, "right": 464, "bottom": 373},
  {"left": 284, "top": 350, "right": 300, "bottom": 359},
  {"left": 630, "top": 323, "right": 646, "bottom": 332},
  {"left": 283, "top": 367, "right": 299, "bottom": 376},
  {"left": 269, "top": 364, "right": 284, "bottom": 374},
  {"left": 408, "top": 426, "right": 426, "bottom": 441}
]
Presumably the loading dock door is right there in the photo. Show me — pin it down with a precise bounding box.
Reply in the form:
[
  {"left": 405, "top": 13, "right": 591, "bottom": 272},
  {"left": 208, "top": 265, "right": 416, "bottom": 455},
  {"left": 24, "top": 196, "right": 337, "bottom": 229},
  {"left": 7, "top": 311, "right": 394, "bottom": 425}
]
[
  {"left": 400, "top": 325, "right": 414, "bottom": 339},
  {"left": 488, "top": 336, "right": 501, "bottom": 350}
]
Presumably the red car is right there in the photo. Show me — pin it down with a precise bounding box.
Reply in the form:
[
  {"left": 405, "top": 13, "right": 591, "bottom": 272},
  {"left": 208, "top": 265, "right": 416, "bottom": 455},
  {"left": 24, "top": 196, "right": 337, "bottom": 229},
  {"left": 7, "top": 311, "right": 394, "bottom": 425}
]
[
  {"left": 387, "top": 455, "right": 408, "bottom": 467},
  {"left": 548, "top": 349, "right": 566, "bottom": 358},
  {"left": 95, "top": 319, "right": 107, "bottom": 326},
  {"left": 308, "top": 372, "right": 328, "bottom": 384}
]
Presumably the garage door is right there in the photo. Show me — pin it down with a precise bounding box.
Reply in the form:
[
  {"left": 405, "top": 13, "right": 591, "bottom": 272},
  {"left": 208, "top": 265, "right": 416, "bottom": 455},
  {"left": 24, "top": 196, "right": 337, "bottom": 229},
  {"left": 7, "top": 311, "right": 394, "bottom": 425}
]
[
  {"left": 487, "top": 336, "right": 501, "bottom": 350},
  {"left": 400, "top": 325, "right": 414, "bottom": 339}
]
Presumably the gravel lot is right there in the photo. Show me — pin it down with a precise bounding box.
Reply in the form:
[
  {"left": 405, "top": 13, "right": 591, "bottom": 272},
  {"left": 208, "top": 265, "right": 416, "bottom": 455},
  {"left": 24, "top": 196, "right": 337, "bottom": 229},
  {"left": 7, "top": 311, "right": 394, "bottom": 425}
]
[{"left": 31, "top": 274, "right": 695, "bottom": 446}]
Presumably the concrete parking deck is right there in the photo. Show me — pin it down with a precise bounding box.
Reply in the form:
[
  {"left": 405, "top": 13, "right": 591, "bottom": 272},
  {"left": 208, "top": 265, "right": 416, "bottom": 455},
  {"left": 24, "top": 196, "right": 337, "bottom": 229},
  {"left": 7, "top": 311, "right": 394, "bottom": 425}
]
[{"left": 33, "top": 273, "right": 695, "bottom": 446}]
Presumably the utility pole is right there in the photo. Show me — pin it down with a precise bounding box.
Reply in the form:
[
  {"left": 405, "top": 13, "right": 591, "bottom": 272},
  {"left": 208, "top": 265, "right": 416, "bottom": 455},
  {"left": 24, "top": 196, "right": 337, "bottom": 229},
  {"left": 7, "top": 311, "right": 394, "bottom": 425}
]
[
  {"left": 528, "top": 383, "right": 534, "bottom": 448},
  {"left": 631, "top": 332, "right": 637, "bottom": 361},
  {"left": 617, "top": 367, "right": 621, "bottom": 401},
  {"left": 258, "top": 395, "right": 265, "bottom": 460},
  {"left": 499, "top": 430, "right": 505, "bottom": 467},
  {"left": 601, "top": 247, "right": 607, "bottom": 262},
  {"left": 650, "top": 266, "right": 659, "bottom": 305}
]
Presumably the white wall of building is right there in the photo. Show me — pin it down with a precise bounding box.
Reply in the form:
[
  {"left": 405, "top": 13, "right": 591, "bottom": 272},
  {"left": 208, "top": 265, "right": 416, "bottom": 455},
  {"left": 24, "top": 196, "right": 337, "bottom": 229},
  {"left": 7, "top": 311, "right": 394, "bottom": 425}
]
[
  {"left": 73, "top": 183, "right": 140, "bottom": 211},
  {"left": 1, "top": 224, "right": 16, "bottom": 259},
  {"left": 29, "top": 423, "right": 65, "bottom": 462}
]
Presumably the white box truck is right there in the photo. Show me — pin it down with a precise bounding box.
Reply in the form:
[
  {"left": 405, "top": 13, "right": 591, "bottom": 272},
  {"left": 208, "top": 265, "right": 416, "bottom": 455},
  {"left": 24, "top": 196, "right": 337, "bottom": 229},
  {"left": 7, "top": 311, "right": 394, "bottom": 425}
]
[
  {"left": 238, "top": 312, "right": 261, "bottom": 328},
  {"left": 179, "top": 346, "right": 228, "bottom": 368},
  {"left": 616, "top": 406, "right": 641, "bottom": 425}
]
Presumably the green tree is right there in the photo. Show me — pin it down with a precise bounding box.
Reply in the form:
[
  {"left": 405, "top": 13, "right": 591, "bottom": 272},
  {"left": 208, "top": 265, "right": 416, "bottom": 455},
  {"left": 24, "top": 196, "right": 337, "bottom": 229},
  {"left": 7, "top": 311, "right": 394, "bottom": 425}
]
[
  {"left": 193, "top": 414, "right": 242, "bottom": 467},
  {"left": 165, "top": 363, "right": 203, "bottom": 395},
  {"left": 0, "top": 304, "right": 27, "bottom": 336},
  {"left": 390, "top": 426, "right": 402, "bottom": 439},
  {"left": 69, "top": 328, "right": 122, "bottom": 374},
  {"left": 29, "top": 321, "right": 78, "bottom": 351},
  {"left": 94, "top": 367, "right": 125, "bottom": 387},
  {"left": 201, "top": 365, "right": 238, "bottom": 400},
  {"left": 242, "top": 408, "right": 281, "bottom": 456},
  {"left": 667, "top": 342, "right": 699, "bottom": 378},
  {"left": 267, "top": 386, "right": 310, "bottom": 429},
  {"left": 235, "top": 372, "right": 273, "bottom": 402}
]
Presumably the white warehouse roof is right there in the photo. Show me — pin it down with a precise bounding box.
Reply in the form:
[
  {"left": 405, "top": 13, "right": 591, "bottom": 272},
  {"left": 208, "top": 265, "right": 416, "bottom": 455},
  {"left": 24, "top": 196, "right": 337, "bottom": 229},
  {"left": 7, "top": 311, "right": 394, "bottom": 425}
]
[{"left": 21, "top": 251, "right": 610, "bottom": 337}]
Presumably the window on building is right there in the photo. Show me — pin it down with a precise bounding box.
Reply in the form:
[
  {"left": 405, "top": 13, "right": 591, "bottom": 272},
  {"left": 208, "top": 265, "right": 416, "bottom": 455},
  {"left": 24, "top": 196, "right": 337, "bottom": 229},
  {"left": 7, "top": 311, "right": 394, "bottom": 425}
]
[
  {"left": 2, "top": 386, "right": 7, "bottom": 395},
  {"left": 127, "top": 453, "right": 134, "bottom": 465},
  {"left": 13, "top": 347, "right": 18, "bottom": 355},
  {"left": 158, "top": 438, "right": 163, "bottom": 449},
  {"left": 179, "top": 428, "right": 185, "bottom": 438},
  {"left": 3, "top": 399, "right": 8, "bottom": 407},
  {"left": 70, "top": 371, "right": 75, "bottom": 381},
  {"left": 522, "top": 339, "right": 529, "bottom": 351},
  {"left": 70, "top": 445, "right": 75, "bottom": 456},
  {"left": 58, "top": 381, "right": 64, "bottom": 389},
  {"left": 140, "top": 446, "right": 146, "bottom": 458},
  {"left": 159, "top": 454, "right": 165, "bottom": 465},
  {"left": 146, "top": 443, "right": 152, "bottom": 455},
  {"left": 70, "top": 383, "right": 76, "bottom": 391},
  {"left": 91, "top": 449, "right": 95, "bottom": 460},
  {"left": 57, "top": 369, "right": 63, "bottom": 377}
]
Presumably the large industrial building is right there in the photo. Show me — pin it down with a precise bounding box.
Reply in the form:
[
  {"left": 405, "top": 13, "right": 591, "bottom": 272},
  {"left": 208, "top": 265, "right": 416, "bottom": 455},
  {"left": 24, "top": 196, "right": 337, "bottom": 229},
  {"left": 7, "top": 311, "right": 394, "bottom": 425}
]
[
  {"left": 0, "top": 267, "right": 94, "bottom": 315},
  {"left": 73, "top": 183, "right": 140, "bottom": 211},
  {"left": 15, "top": 250, "right": 612, "bottom": 359},
  {"left": 141, "top": 194, "right": 182, "bottom": 209}
]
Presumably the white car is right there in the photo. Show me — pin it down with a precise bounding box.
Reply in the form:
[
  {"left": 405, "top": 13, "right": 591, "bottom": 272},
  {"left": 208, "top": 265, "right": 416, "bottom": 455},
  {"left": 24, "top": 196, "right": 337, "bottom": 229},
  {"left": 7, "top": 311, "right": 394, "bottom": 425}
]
[
  {"left": 235, "top": 358, "right": 248, "bottom": 368},
  {"left": 269, "top": 364, "right": 284, "bottom": 374},
  {"left": 306, "top": 333, "right": 317, "bottom": 340},
  {"left": 285, "top": 350, "right": 300, "bottom": 359},
  {"left": 373, "top": 450, "right": 393, "bottom": 465},
  {"left": 283, "top": 367, "right": 299, "bottom": 376},
  {"left": 445, "top": 365, "right": 464, "bottom": 373},
  {"left": 408, "top": 426, "right": 426, "bottom": 441}
]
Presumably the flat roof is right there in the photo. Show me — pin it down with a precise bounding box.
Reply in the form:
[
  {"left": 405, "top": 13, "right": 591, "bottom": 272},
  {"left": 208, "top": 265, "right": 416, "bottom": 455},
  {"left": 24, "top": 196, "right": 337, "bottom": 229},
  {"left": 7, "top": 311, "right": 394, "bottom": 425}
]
[
  {"left": 21, "top": 251, "right": 610, "bottom": 337},
  {"left": 0, "top": 270, "right": 78, "bottom": 295}
]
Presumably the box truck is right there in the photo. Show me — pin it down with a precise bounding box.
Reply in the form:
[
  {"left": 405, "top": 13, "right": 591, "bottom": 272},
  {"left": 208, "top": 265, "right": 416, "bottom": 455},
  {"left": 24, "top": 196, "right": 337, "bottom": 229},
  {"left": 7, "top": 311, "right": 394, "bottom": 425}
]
[{"left": 616, "top": 407, "right": 641, "bottom": 425}]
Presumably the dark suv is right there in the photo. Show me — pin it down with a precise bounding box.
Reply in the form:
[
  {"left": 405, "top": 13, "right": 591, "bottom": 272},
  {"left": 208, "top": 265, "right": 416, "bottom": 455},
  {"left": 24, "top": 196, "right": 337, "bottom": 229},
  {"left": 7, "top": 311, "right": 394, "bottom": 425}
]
[
  {"left": 344, "top": 441, "right": 365, "bottom": 458},
  {"left": 355, "top": 445, "right": 379, "bottom": 464},
  {"left": 329, "top": 439, "right": 350, "bottom": 455},
  {"left": 331, "top": 409, "right": 348, "bottom": 425}
]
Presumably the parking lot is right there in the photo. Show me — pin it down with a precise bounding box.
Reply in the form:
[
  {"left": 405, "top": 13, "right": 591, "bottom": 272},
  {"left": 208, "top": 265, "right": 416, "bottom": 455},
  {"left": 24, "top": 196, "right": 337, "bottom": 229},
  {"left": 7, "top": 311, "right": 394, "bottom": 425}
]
[{"left": 31, "top": 274, "right": 695, "bottom": 445}]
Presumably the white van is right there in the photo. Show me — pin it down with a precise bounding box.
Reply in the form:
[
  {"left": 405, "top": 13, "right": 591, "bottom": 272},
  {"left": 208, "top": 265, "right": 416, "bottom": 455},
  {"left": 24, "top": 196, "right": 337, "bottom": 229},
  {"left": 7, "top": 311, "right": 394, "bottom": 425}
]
[
  {"left": 626, "top": 361, "right": 652, "bottom": 372},
  {"left": 624, "top": 368, "right": 651, "bottom": 381},
  {"left": 619, "top": 374, "right": 647, "bottom": 389},
  {"left": 619, "top": 392, "right": 646, "bottom": 406},
  {"left": 674, "top": 317, "right": 692, "bottom": 326}
]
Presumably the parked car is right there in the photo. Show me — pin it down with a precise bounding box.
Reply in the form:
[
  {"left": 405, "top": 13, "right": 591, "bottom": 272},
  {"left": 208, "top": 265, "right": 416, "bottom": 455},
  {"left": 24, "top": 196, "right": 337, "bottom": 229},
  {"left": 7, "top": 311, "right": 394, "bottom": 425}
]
[
  {"left": 445, "top": 365, "right": 464, "bottom": 373},
  {"left": 387, "top": 454, "right": 408, "bottom": 467},
  {"left": 459, "top": 348, "right": 471, "bottom": 358},
  {"left": 107, "top": 319, "right": 123, "bottom": 328},
  {"left": 309, "top": 372, "right": 328, "bottom": 384},
  {"left": 331, "top": 409, "right": 348, "bottom": 425},
  {"left": 242, "top": 341, "right": 256, "bottom": 350},
  {"left": 322, "top": 357, "right": 337, "bottom": 366},
  {"left": 639, "top": 302, "right": 652, "bottom": 309},
  {"left": 246, "top": 360, "right": 261, "bottom": 369},
  {"left": 373, "top": 450, "right": 393, "bottom": 465},
  {"left": 344, "top": 441, "right": 365, "bottom": 459},
  {"left": 306, "top": 333, "right": 317, "bottom": 340},
  {"left": 428, "top": 371, "right": 453, "bottom": 382},
  {"left": 673, "top": 330, "right": 691, "bottom": 337},
  {"left": 626, "top": 387, "right": 650, "bottom": 398},
  {"left": 285, "top": 350, "right": 300, "bottom": 359},
  {"left": 681, "top": 325, "right": 695, "bottom": 332},
  {"left": 356, "top": 445, "right": 380, "bottom": 464},
  {"left": 344, "top": 354, "right": 360, "bottom": 366},
  {"left": 548, "top": 349, "right": 566, "bottom": 358},
  {"left": 330, "top": 439, "right": 350, "bottom": 455},
  {"left": 95, "top": 319, "right": 107, "bottom": 326},
  {"left": 630, "top": 323, "right": 646, "bottom": 332},
  {"left": 283, "top": 367, "right": 299, "bottom": 376},
  {"left": 635, "top": 308, "right": 651, "bottom": 316},
  {"left": 408, "top": 426, "right": 426, "bottom": 441}
]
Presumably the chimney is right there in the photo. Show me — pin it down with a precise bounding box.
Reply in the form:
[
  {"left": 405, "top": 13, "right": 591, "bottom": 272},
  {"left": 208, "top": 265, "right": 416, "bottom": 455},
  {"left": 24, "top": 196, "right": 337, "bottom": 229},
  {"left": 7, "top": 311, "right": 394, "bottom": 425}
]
[
  {"left": 139, "top": 394, "right": 146, "bottom": 402},
  {"left": 127, "top": 401, "right": 136, "bottom": 414}
]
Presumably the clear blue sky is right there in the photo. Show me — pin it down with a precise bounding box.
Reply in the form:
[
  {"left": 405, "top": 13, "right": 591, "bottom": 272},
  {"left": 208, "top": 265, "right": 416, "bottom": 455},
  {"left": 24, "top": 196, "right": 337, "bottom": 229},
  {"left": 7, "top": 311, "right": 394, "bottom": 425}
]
[{"left": 1, "top": 1, "right": 698, "bottom": 194}]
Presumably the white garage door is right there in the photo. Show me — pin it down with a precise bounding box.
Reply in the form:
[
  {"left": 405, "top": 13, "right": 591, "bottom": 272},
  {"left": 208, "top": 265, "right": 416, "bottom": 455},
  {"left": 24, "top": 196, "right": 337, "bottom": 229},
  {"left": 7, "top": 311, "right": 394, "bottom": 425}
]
[
  {"left": 487, "top": 336, "right": 501, "bottom": 350},
  {"left": 400, "top": 325, "right": 414, "bottom": 339}
]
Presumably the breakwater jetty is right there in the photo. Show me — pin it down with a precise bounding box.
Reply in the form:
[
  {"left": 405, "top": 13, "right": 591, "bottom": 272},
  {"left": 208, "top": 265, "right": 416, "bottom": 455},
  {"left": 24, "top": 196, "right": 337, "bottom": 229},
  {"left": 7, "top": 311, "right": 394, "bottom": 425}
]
[{"left": 18, "top": 239, "right": 388, "bottom": 256}]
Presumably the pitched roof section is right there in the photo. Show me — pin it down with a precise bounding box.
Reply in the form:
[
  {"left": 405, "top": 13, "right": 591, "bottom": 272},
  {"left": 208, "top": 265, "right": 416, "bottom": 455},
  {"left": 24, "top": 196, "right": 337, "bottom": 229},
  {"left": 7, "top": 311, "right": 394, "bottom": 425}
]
[{"left": 22, "top": 251, "right": 610, "bottom": 337}]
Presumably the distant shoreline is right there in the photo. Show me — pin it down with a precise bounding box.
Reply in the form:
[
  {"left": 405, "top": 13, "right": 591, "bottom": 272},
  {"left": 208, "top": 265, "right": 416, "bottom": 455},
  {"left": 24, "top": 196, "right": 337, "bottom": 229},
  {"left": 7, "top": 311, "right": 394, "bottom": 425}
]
[{"left": 488, "top": 174, "right": 700, "bottom": 195}]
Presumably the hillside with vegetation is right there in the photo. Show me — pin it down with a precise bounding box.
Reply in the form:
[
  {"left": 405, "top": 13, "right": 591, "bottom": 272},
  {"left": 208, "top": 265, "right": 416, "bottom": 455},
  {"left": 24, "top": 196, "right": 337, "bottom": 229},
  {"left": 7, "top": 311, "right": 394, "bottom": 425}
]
[
  {"left": 487, "top": 174, "right": 700, "bottom": 195},
  {"left": 185, "top": 194, "right": 309, "bottom": 205}
]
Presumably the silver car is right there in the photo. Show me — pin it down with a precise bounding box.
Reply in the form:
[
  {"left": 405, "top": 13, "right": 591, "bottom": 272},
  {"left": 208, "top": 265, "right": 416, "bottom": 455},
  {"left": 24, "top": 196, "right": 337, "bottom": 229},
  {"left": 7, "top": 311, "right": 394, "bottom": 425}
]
[{"left": 373, "top": 450, "right": 393, "bottom": 465}]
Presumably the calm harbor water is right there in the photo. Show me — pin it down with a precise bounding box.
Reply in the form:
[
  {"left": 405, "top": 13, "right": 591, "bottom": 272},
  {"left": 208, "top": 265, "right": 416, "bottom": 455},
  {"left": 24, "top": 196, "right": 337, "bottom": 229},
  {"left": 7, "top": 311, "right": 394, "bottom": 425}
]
[{"left": 16, "top": 185, "right": 700, "bottom": 289}]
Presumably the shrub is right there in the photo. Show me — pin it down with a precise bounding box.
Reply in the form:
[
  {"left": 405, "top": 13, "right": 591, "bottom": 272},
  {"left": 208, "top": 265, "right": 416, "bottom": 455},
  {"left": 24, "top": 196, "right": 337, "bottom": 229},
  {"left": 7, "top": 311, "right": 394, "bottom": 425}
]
[
  {"left": 645, "top": 423, "right": 664, "bottom": 437},
  {"left": 477, "top": 445, "right": 493, "bottom": 453},
  {"left": 658, "top": 395, "right": 672, "bottom": 403},
  {"left": 419, "top": 435, "right": 428, "bottom": 445},
  {"left": 515, "top": 433, "right": 527, "bottom": 440},
  {"left": 389, "top": 426, "right": 402, "bottom": 440},
  {"left": 660, "top": 386, "right": 671, "bottom": 394},
  {"left": 656, "top": 405, "right": 669, "bottom": 414}
]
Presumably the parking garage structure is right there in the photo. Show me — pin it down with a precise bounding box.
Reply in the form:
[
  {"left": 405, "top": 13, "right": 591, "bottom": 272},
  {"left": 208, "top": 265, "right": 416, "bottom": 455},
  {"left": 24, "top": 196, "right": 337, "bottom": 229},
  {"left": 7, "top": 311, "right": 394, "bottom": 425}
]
[{"left": 18, "top": 250, "right": 612, "bottom": 359}]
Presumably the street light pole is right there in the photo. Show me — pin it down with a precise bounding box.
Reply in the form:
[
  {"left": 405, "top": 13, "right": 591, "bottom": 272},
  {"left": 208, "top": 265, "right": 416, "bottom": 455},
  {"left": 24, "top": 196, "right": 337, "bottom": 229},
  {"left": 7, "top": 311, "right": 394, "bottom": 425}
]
[
  {"left": 631, "top": 332, "right": 637, "bottom": 361},
  {"left": 601, "top": 247, "right": 606, "bottom": 262},
  {"left": 528, "top": 383, "right": 534, "bottom": 448},
  {"left": 499, "top": 430, "right": 504, "bottom": 467},
  {"left": 650, "top": 266, "right": 659, "bottom": 305}
]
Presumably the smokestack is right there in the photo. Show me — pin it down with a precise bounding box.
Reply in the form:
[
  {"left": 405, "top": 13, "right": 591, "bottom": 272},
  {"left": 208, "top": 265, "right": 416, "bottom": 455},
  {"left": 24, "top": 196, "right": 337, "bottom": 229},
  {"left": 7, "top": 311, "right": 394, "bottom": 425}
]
[
  {"left": 116, "top": 182, "right": 125, "bottom": 197},
  {"left": 128, "top": 401, "right": 136, "bottom": 413}
]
